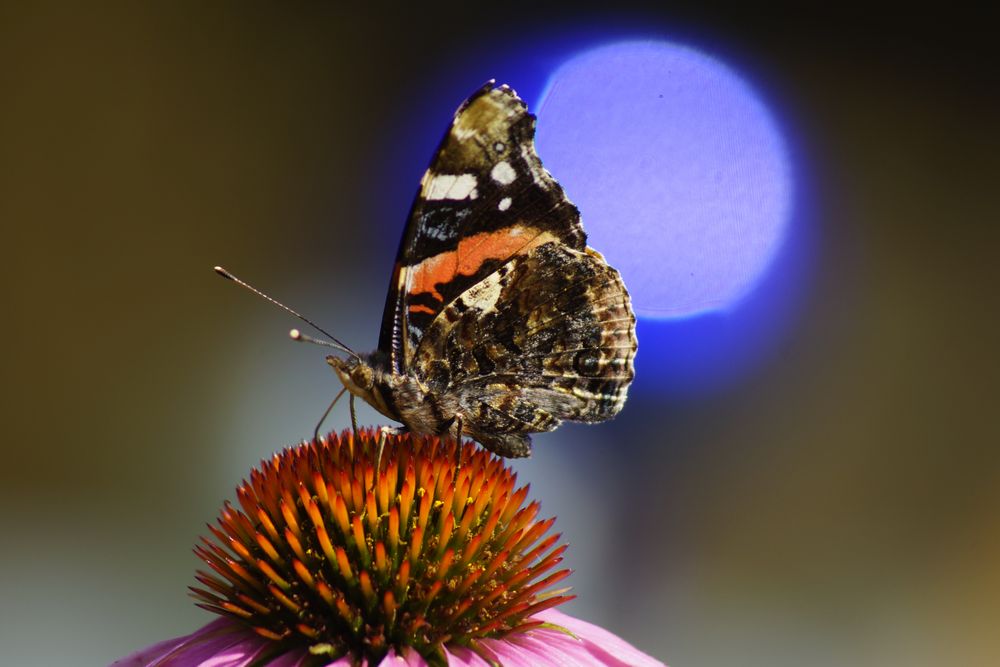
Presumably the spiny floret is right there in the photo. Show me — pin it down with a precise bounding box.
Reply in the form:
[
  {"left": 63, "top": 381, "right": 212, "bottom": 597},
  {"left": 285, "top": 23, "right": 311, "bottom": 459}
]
[{"left": 190, "top": 428, "right": 572, "bottom": 664}]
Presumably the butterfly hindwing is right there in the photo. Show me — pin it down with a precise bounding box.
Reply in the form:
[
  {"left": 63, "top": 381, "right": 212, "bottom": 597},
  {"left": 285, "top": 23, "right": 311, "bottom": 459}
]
[
  {"left": 412, "top": 241, "right": 637, "bottom": 456},
  {"left": 377, "top": 82, "right": 587, "bottom": 373}
]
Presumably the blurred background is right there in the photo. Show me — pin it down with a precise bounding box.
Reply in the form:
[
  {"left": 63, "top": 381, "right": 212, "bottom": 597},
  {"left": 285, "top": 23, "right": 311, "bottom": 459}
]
[{"left": 2, "top": 2, "right": 998, "bottom": 665}]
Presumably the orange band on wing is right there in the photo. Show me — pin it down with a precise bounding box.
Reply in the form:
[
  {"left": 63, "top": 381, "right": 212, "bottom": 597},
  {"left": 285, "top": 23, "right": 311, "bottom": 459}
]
[{"left": 408, "top": 226, "right": 553, "bottom": 303}]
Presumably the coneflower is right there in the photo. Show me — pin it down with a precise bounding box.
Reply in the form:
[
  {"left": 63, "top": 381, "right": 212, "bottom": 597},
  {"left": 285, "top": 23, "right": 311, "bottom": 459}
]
[{"left": 113, "top": 429, "right": 663, "bottom": 666}]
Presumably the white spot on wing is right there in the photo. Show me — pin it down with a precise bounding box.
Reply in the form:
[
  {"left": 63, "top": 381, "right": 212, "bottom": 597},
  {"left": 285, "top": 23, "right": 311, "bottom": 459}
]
[
  {"left": 520, "top": 143, "right": 546, "bottom": 185},
  {"left": 423, "top": 173, "right": 479, "bottom": 200},
  {"left": 490, "top": 161, "right": 517, "bottom": 185},
  {"left": 461, "top": 270, "right": 504, "bottom": 312},
  {"left": 498, "top": 197, "right": 512, "bottom": 211}
]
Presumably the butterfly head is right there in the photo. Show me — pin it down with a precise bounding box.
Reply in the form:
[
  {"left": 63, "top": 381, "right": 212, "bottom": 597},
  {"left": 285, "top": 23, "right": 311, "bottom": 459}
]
[
  {"left": 326, "top": 353, "right": 406, "bottom": 424},
  {"left": 327, "top": 355, "right": 375, "bottom": 395}
]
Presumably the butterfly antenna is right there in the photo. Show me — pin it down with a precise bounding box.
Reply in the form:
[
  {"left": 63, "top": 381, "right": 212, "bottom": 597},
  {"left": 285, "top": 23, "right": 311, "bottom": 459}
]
[
  {"left": 214, "top": 266, "right": 360, "bottom": 359},
  {"left": 290, "top": 328, "right": 355, "bottom": 352}
]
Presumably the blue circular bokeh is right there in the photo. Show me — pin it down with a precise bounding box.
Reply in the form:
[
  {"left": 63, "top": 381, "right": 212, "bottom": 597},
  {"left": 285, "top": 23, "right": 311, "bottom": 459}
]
[{"left": 536, "top": 40, "right": 792, "bottom": 319}]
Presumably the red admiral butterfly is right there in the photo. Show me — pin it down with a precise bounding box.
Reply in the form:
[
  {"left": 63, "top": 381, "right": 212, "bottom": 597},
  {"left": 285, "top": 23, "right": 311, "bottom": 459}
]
[
  {"left": 328, "top": 82, "right": 636, "bottom": 457},
  {"left": 220, "top": 82, "right": 636, "bottom": 458}
]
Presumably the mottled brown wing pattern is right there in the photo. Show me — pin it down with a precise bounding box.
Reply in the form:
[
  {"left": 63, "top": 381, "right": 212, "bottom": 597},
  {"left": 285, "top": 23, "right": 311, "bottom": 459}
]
[
  {"left": 412, "top": 241, "right": 636, "bottom": 456},
  {"left": 377, "top": 82, "right": 587, "bottom": 373}
]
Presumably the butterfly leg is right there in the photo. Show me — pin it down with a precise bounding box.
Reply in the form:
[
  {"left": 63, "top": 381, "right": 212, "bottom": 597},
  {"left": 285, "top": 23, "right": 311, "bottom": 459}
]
[
  {"left": 374, "top": 425, "right": 407, "bottom": 491},
  {"left": 349, "top": 394, "right": 359, "bottom": 441},
  {"left": 454, "top": 413, "right": 464, "bottom": 473},
  {"left": 313, "top": 386, "right": 348, "bottom": 443},
  {"left": 447, "top": 413, "right": 468, "bottom": 479}
]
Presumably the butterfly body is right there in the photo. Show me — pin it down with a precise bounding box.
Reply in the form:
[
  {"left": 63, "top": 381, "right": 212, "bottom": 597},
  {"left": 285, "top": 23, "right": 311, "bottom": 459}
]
[
  {"left": 331, "top": 82, "right": 637, "bottom": 458},
  {"left": 328, "top": 353, "right": 451, "bottom": 442}
]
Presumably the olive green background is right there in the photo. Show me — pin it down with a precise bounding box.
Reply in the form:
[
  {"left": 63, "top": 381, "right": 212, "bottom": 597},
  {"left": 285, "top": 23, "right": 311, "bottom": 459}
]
[{"left": 2, "top": 3, "right": 997, "bottom": 665}]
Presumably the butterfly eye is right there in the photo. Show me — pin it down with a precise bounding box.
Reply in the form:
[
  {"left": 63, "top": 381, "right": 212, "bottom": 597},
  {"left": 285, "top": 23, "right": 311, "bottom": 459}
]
[{"left": 351, "top": 364, "right": 375, "bottom": 390}]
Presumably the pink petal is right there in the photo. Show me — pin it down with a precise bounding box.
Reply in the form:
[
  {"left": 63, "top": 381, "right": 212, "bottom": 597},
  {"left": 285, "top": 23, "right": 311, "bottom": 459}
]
[
  {"left": 111, "top": 618, "right": 267, "bottom": 667},
  {"left": 443, "top": 610, "right": 663, "bottom": 666},
  {"left": 373, "top": 647, "right": 428, "bottom": 666},
  {"left": 265, "top": 649, "right": 354, "bottom": 667},
  {"left": 112, "top": 610, "right": 663, "bottom": 667},
  {"left": 526, "top": 609, "right": 665, "bottom": 667},
  {"left": 111, "top": 619, "right": 325, "bottom": 667},
  {"left": 442, "top": 645, "right": 493, "bottom": 666}
]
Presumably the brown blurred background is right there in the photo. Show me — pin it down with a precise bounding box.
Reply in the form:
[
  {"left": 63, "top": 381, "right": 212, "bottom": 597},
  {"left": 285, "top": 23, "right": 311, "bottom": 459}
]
[{"left": 2, "top": 3, "right": 998, "bottom": 665}]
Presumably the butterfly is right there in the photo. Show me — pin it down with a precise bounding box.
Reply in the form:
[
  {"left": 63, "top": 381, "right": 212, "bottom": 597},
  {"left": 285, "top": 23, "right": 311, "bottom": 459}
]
[{"left": 319, "top": 81, "right": 637, "bottom": 458}]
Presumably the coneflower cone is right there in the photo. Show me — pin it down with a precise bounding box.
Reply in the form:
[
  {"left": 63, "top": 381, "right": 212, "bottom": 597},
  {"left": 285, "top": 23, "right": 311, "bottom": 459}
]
[{"left": 113, "top": 428, "right": 664, "bottom": 666}]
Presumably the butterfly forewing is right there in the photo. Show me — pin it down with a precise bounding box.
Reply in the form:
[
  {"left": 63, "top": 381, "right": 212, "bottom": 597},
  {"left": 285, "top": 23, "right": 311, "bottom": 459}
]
[{"left": 377, "top": 82, "right": 587, "bottom": 373}]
